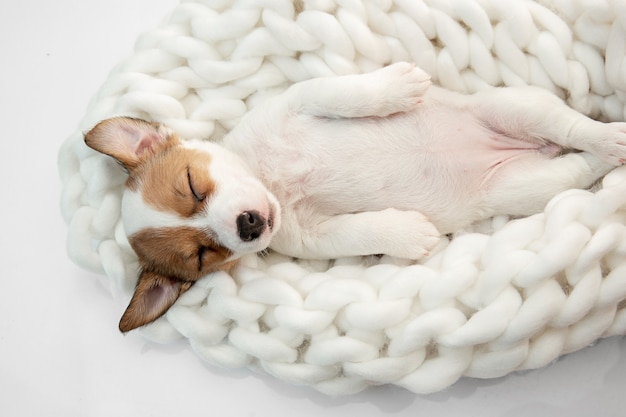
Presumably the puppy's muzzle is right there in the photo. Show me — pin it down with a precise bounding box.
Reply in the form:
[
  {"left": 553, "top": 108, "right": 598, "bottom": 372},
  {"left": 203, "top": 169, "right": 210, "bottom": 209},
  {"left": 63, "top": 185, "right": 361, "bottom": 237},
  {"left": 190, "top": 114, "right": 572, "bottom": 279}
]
[{"left": 237, "top": 210, "right": 267, "bottom": 241}]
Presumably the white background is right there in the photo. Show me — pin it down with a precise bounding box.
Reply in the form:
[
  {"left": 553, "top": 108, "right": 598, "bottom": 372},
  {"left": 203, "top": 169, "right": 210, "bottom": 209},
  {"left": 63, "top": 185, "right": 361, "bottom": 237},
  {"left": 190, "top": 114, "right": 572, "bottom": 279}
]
[{"left": 1, "top": 1, "right": 625, "bottom": 416}]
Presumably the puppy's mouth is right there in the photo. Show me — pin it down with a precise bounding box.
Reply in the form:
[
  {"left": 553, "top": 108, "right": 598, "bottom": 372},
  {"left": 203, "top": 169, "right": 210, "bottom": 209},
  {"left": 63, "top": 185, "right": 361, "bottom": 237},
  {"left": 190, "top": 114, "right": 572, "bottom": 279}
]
[{"left": 267, "top": 204, "right": 276, "bottom": 232}]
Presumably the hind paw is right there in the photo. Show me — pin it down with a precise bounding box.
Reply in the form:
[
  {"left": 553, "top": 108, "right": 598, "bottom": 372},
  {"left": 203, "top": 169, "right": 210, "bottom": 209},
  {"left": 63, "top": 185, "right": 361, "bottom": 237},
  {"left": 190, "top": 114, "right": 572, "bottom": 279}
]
[{"left": 589, "top": 122, "right": 626, "bottom": 166}]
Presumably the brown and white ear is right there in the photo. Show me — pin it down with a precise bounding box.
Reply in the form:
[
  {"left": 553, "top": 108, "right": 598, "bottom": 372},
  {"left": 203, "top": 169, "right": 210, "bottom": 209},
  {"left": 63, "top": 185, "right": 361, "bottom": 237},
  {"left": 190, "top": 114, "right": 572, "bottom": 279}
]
[
  {"left": 118, "top": 270, "right": 194, "bottom": 333},
  {"left": 84, "top": 117, "right": 175, "bottom": 170}
]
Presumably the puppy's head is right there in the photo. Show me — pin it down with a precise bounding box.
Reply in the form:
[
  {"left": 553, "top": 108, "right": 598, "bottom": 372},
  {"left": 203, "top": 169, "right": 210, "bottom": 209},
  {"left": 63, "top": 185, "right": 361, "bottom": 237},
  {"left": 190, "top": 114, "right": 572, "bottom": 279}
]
[{"left": 84, "top": 117, "right": 281, "bottom": 332}]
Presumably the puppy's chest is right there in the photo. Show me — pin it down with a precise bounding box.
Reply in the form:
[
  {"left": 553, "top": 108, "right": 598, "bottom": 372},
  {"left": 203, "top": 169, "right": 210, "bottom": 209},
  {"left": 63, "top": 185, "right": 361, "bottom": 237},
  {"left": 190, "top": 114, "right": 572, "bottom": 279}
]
[
  {"left": 250, "top": 113, "right": 441, "bottom": 208},
  {"left": 232, "top": 104, "right": 539, "bottom": 214},
  {"left": 256, "top": 139, "right": 327, "bottom": 205}
]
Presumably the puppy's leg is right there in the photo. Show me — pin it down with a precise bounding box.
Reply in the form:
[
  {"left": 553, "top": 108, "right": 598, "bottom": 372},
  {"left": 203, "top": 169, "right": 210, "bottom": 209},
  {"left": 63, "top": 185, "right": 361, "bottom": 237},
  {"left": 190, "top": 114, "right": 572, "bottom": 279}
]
[
  {"left": 568, "top": 121, "right": 626, "bottom": 167},
  {"left": 474, "top": 87, "right": 626, "bottom": 166},
  {"left": 286, "top": 62, "right": 431, "bottom": 118},
  {"left": 483, "top": 152, "right": 613, "bottom": 216},
  {"left": 273, "top": 208, "right": 440, "bottom": 260}
]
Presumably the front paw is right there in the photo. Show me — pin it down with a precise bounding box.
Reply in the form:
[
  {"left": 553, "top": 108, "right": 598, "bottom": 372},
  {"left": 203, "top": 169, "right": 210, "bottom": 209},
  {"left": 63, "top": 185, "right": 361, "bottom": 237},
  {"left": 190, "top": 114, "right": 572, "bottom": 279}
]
[
  {"left": 372, "top": 62, "right": 431, "bottom": 116},
  {"left": 382, "top": 209, "right": 440, "bottom": 260}
]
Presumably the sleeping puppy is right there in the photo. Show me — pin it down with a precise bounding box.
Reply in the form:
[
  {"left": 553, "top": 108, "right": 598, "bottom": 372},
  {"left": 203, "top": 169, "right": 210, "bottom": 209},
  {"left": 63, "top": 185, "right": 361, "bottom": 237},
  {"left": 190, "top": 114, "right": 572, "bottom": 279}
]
[{"left": 84, "top": 62, "right": 626, "bottom": 332}]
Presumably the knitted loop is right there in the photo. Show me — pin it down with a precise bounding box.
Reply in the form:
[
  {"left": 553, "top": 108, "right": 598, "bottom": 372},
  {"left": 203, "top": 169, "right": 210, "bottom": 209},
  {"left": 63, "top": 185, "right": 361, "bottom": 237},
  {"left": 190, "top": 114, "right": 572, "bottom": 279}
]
[{"left": 58, "top": 0, "right": 626, "bottom": 394}]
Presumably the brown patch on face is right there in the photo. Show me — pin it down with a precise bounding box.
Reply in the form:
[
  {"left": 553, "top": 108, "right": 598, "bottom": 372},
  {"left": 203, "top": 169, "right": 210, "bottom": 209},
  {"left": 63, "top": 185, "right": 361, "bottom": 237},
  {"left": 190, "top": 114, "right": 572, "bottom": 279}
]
[
  {"left": 129, "top": 146, "right": 216, "bottom": 218},
  {"left": 129, "top": 226, "right": 236, "bottom": 282}
]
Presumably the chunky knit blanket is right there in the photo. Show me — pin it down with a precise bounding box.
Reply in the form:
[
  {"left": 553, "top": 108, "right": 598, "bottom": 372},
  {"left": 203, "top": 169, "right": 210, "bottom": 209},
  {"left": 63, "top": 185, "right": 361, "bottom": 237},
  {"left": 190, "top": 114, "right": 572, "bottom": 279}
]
[{"left": 59, "top": 0, "right": 626, "bottom": 395}]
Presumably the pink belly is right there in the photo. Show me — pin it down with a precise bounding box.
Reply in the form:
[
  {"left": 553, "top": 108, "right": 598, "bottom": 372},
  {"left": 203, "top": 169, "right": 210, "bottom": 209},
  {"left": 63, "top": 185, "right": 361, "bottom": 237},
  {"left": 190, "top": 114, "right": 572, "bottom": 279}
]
[{"left": 426, "top": 111, "right": 560, "bottom": 186}]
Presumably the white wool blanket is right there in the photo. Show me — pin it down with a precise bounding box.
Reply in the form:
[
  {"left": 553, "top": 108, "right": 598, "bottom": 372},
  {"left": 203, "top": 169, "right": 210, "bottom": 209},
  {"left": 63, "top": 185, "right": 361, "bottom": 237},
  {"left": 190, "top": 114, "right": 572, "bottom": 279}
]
[{"left": 58, "top": 0, "right": 626, "bottom": 395}]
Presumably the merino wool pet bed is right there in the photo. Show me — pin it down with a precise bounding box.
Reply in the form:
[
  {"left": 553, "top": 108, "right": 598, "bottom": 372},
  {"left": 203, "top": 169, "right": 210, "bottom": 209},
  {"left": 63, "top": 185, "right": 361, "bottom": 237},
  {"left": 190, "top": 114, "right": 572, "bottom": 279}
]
[{"left": 59, "top": 0, "right": 626, "bottom": 395}]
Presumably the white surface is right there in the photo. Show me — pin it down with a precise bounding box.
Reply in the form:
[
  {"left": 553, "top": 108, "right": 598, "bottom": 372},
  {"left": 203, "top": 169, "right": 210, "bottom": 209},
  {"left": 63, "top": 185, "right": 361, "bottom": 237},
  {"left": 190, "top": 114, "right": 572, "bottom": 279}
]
[{"left": 1, "top": 1, "right": 625, "bottom": 416}]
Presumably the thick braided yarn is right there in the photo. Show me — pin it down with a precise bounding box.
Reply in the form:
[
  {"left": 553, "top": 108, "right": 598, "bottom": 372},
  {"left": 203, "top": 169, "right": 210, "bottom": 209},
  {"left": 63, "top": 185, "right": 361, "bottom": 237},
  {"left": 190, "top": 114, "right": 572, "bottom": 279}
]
[{"left": 58, "top": 0, "right": 626, "bottom": 395}]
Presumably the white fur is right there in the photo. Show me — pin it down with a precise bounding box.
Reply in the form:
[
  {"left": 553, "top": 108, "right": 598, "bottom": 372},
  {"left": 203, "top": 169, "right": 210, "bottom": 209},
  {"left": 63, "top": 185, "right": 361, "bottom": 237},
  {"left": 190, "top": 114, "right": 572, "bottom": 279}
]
[{"left": 127, "top": 63, "right": 626, "bottom": 261}]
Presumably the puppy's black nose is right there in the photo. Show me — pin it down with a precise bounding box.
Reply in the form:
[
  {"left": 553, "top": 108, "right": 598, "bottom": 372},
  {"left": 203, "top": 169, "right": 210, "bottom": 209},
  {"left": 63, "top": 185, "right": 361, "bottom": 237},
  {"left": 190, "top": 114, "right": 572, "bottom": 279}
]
[{"left": 237, "top": 210, "right": 266, "bottom": 241}]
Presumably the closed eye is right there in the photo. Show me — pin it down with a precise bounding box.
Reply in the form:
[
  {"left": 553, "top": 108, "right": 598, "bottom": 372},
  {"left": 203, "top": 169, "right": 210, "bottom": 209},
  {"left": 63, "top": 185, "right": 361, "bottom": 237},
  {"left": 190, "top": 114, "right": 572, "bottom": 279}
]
[
  {"left": 197, "top": 245, "right": 216, "bottom": 271},
  {"left": 187, "top": 167, "right": 205, "bottom": 202}
]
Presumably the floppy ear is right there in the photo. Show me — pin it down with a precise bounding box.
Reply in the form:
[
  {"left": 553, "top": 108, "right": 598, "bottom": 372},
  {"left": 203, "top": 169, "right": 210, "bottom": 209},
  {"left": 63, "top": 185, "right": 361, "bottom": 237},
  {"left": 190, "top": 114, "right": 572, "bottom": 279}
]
[
  {"left": 84, "top": 117, "right": 174, "bottom": 170},
  {"left": 118, "top": 270, "right": 194, "bottom": 333}
]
